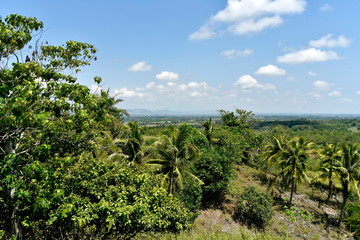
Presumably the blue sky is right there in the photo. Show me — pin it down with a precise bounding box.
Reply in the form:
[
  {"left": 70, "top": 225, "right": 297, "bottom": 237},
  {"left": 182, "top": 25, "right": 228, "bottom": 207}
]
[{"left": 3, "top": 0, "right": 360, "bottom": 114}]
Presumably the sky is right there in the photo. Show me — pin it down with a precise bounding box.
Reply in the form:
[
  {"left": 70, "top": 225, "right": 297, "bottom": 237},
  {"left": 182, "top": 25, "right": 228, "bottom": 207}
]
[{"left": 3, "top": 0, "right": 360, "bottom": 114}]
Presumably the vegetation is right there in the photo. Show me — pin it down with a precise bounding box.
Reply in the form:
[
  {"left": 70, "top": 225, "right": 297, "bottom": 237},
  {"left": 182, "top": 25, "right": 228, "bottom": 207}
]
[
  {"left": 1, "top": 13, "right": 360, "bottom": 239},
  {"left": 234, "top": 186, "right": 274, "bottom": 229}
]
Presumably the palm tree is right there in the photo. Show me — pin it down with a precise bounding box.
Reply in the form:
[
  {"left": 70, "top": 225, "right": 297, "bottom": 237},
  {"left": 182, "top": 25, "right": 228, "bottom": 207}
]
[
  {"left": 146, "top": 126, "right": 203, "bottom": 195},
  {"left": 122, "top": 122, "right": 145, "bottom": 164},
  {"left": 262, "top": 135, "right": 288, "bottom": 193},
  {"left": 263, "top": 135, "right": 288, "bottom": 166},
  {"left": 336, "top": 143, "right": 360, "bottom": 223},
  {"left": 276, "top": 137, "right": 314, "bottom": 205},
  {"left": 316, "top": 144, "right": 342, "bottom": 203},
  {"left": 203, "top": 118, "right": 214, "bottom": 147}
]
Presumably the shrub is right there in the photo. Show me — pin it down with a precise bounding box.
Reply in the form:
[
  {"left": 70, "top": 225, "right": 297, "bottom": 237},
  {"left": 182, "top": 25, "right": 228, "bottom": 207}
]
[
  {"left": 234, "top": 186, "right": 273, "bottom": 229},
  {"left": 346, "top": 202, "right": 360, "bottom": 240}
]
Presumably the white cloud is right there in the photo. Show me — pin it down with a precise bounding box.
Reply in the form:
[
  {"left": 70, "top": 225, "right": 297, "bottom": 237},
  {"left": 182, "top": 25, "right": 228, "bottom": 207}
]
[
  {"left": 313, "top": 80, "right": 331, "bottom": 91},
  {"left": 228, "top": 15, "right": 283, "bottom": 35},
  {"left": 328, "top": 90, "right": 342, "bottom": 97},
  {"left": 155, "top": 71, "right": 180, "bottom": 81},
  {"left": 234, "top": 75, "right": 276, "bottom": 90},
  {"left": 277, "top": 48, "right": 341, "bottom": 63},
  {"left": 309, "top": 34, "right": 350, "bottom": 48},
  {"left": 308, "top": 71, "right": 317, "bottom": 77},
  {"left": 128, "top": 61, "right": 152, "bottom": 72},
  {"left": 340, "top": 98, "right": 352, "bottom": 103},
  {"left": 255, "top": 64, "right": 286, "bottom": 76},
  {"left": 221, "top": 48, "right": 253, "bottom": 59},
  {"left": 356, "top": 91, "right": 360, "bottom": 95},
  {"left": 114, "top": 88, "right": 146, "bottom": 98},
  {"left": 189, "top": 0, "right": 306, "bottom": 40},
  {"left": 319, "top": 4, "right": 333, "bottom": 12},
  {"left": 188, "top": 25, "right": 216, "bottom": 41}
]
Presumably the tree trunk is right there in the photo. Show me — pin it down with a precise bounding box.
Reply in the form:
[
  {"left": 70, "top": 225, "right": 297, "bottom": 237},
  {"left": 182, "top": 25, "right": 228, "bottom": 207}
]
[
  {"left": 339, "top": 182, "right": 349, "bottom": 225},
  {"left": 289, "top": 177, "right": 295, "bottom": 206},
  {"left": 11, "top": 204, "right": 22, "bottom": 240},
  {"left": 326, "top": 179, "right": 333, "bottom": 203},
  {"left": 5, "top": 138, "right": 23, "bottom": 239}
]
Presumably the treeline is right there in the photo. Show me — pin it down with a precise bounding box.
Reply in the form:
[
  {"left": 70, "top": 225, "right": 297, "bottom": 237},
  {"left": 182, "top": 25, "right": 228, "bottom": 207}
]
[{"left": 1, "top": 14, "right": 359, "bottom": 240}]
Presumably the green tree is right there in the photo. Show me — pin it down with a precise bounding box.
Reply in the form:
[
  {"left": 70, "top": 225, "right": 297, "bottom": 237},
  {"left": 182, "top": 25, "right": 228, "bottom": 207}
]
[
  {"left": 275, "top": 137, "right": 314, "bottom": 205},
  {"left": 336, "top": 143, "right": 360, "bottom": 223},
  {"left": 0, "top": 14, "right": 126, "bottom": 238},
  {"left": 234, "top": 186, "right": 274, "bottom": 229},
  {"left": 202, "top": 118, "right": 214, "bottom": 147},
  {"left": 317, "top": 144, "right": 342, "bottom": 203},
  {"left": 122, "top": 121, "right": 146, "bottom": 164},
  {"left": 147, "top": 126, "right": 203, "bottom": 195}
]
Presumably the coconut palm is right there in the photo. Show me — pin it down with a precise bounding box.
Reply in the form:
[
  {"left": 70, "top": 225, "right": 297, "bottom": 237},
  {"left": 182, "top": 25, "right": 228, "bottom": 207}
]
[
  {"left": 336, "top": 143, "right": 360, "bottom": 223},
  {"left": 316, "top": 144, "right": 342, "bottom": 203},
  {"left": 203, "top": 118, "right": 214, "bottom": 147},
  {"left": 262, "top": 135, "right": 288, "bottom": 193},
  {"left": 122, "top": 122, "right": 146, "bottom": 164},
  {"left": 276, "top": 137, "right": 314, "bottom": 205},
  {"left": 146, "top": 126, "right": 203, "bottom": 195},
  {"left": 262, "top": 135, "right": 288, "bottom": 166}
]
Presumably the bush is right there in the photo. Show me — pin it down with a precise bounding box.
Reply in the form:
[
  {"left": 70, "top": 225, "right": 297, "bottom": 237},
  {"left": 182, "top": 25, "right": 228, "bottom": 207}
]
[
  {"left": 346, "top": 202, "right": 360, "bottom": 240},
  {"left": 194, "top": 149, "right": 233, "bottom": 207},
  {"left": 234, "top": 186, "right": 273, "bottom": 229}
]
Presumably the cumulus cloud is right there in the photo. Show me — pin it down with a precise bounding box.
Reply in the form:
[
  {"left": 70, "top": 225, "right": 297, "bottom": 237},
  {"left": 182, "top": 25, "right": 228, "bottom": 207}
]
[
  {"left": 189, "top": 0, "right": 306, "bottom": 40},
  {"left": 313, "top": 80, "right": 331, "bottom": 91},
  {"left": 308, "top": 71, "right": 317, "bottom": 77},
  {"left": 221, "top": 48, "right": 253, "bottom": 59},
  {"left": 277, "top": 48, "right": 341, "bottom": 63},
  {"left": 114, "top": 88, "right": 146, "bottom": 98},
  {"left": 188, "top": 25, "right": 216, "bottom": 41},
  {"left": 328, "top": 90, "right": 342, "bottom": 97},
  {"left": 128, "top": 61, "right": 152, "bottom": 72},
  {"left": 234, "top": 75, "right": 276, "bottom": 90},
  {"left": 309, "top": 34, "right": 350, "bottom": 48},
  {"left": 319, "top": 4, "right": 333, "bottom": 12},
  {"left": 255, "top": 64, "right": 286, "bottom": 76},
  {"left": 155, "top": 71, "right": 180, "bottom": 81}
]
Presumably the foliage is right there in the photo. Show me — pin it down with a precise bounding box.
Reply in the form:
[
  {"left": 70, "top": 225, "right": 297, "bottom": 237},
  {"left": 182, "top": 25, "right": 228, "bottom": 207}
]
[
  {"left": 147, "top": 125, "right": 203, "bottom": 195},
  {"left": 194, "top": 149, "right": 233, "bottom": 207},
  {"left": 269, "top": 137, "right": 314, "bottom": 205},
  {"left": 217, "top": 109, "right": 263, "bottom": 165},
  {"left": 336, "top": 143, "right": 360, "bottom": 223},
  {"left": 176, "top": 175, "right": 203, "bottom": 213},
  {"left": 234, "top": 186, "right": 274, "bottom": 229},
  {"left": 346, "top": 202, "right": 360, "bottom": 240},
  {"left": 122, "top": 121, "right": 146, "bottom": 164},
  {"left": 43, "top": 155, "right": 192, "bottom": 239},
  {"left": 316, "top": 144, "right": 342, "bottom": 202},
  {"left": 282, "top": 206, "right": 313, "bottom": 223}
]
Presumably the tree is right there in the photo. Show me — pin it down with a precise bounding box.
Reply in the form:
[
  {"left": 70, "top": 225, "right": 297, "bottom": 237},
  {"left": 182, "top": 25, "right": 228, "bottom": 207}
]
[
  {"left": 336, "top": 143, "right": 360, "bottom": 224},
  {"left": 275, "top": 137, "right": 314, "bottom": 205},
  {"left": 317, "top": 144, "right": 342, "bottom": 203},
  {"left": 202, "top": 118, "right": 214, "bottom": 147},
  {"left": 146, "top": 125, "right": 203, "bottom": 195},
  {"left": 122, "top": 121, "right": 146, "bottom": 164},
  {"left": 234, "top": 186, "right": 274, "bottom": 229},
  {"left": 0, "top": 14, "right": 195, "bottom": 239},
  {"left": 0, "top": 14, "right": 127, "bottom": 238}
]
